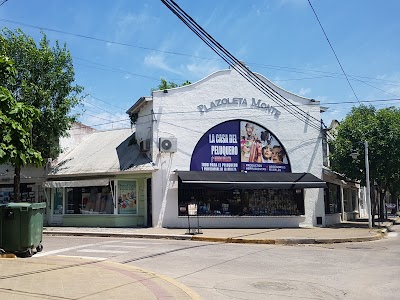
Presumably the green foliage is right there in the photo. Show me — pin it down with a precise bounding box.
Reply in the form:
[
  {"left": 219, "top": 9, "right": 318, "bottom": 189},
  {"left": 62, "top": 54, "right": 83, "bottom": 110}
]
[
  {"left": 329, "top": 105, "right": 400, "bottom": 193},
  {"left": 0, "top": 56, "right": 43, "bottom": 167},
  {"left": 150, "top": 78, "right": 192, "bottom": 92},
  {"left": 129, "top": 112, "right": 139, "bottom": 125},
  {"left": 0, "top": 28, "right": 84, "bottom": 159}
]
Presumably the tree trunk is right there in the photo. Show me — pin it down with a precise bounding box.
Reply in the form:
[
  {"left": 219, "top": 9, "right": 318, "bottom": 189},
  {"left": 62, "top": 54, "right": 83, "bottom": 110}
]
[
  {"left": 371, "top": 187, "right": 376, "bottom": 227},
  {"left": 14, "top": 165, "right": 21, "bottom": 202},
  {"left": 391, "top": 192, "right": 398, "bottom": 214},
  {"left": 379, "top": 190, "right": 385, "bottom": 220}
]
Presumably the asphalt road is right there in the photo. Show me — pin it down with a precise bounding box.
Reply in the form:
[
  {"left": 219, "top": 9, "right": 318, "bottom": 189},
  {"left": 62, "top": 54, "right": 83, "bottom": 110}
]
[{"left": 38, "top": 225, "right": 400, "bottom": 299}]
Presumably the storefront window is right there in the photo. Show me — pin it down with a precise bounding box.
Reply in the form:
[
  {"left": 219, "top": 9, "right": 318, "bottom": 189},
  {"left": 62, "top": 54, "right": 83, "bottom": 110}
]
[
  {"left": 65, "top": 186, "right": 114, "bottom": 214},
  {"left": 324, "top": 183, "right": 341, "bottom": 214},
  {"left": 178, "top": 183, "right": 304, "bottom": 216},
  {"left": 117, "top": 180, "right": 137, "bottom": 214},
  {"left": 0, "top": 184, "right": 36, "bottom": 203},
  {"left": 351, "top": 189, "right": 357, "bottom": 211},
  {"left": 0, "top": 186, "right": 13, "bottom": 204}
]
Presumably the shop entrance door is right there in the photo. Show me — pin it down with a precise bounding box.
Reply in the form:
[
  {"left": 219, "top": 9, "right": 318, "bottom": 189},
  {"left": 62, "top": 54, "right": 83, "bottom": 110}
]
[
  {"left": 146, "top": 178, "right": 152, "bottom": 227},
  {"left": 51, "top": 188, "right": 63, "bottom": 225}
]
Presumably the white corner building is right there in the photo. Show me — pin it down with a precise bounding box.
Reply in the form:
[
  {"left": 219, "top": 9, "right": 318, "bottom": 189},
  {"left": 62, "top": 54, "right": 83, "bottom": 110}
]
[{"left": 127, "top": 66, "right": 328, "bottom": 228}]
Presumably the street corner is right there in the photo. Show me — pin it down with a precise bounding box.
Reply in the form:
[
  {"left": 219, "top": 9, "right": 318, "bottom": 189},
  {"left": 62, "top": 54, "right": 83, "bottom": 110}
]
[
  {"left": 0, "top": 255, "right": 202, "bottom": 300},
  {"left": 96, "top": 260, "right": 203, "bottom": 300}
]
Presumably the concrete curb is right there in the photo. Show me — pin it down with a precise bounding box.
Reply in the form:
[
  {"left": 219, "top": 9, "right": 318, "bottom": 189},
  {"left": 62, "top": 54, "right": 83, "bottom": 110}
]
[
  {"left": 183, "top": 234, "right": 385, "bottom": 244},
  {"left": 101, "top": 260, "right": 202, "bottom": 300},
  {"left": 43, "top": 229, "right": 387, "bottom": 245},
  {"left": 43, "top": 231, "right": 192, "bottom": 240}
]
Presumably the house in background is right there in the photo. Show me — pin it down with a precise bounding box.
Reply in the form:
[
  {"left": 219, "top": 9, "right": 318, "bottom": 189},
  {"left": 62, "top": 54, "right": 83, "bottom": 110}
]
[
  {"left": 322, "top": 120, "right": 364, "bottom": 223},
  {"left": 44, "top": 127, "right": 156, "bottom": 227}
]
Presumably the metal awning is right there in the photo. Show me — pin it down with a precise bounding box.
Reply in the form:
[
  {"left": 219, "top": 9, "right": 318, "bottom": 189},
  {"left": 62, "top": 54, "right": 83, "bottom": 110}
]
[
  {"left": 43, "top": 179, "right": 110, "bottom": 188},
  {"left": 177, "top": 171, "right": 327, "bottom": 189}
]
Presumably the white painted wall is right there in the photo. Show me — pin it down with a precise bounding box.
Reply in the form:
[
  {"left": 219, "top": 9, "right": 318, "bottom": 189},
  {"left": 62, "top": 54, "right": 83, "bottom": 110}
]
[
  {"left": 140, "top": 68, "right": 324, "bottom": 228},
  {"left": 134, "top": 99, "right": 154, "bottom": 146}
]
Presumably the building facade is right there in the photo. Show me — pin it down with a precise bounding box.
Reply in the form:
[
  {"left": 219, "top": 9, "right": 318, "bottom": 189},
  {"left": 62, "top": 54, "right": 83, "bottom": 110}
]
[
  {"left": 322, "top": 120, "right": 365, "bottom": 224},
  {"left": 43, "top": 127, "right": 156, "bottom": 227},
  {"left": 128, "top": 67, "right": 328, "bottom": 228}
]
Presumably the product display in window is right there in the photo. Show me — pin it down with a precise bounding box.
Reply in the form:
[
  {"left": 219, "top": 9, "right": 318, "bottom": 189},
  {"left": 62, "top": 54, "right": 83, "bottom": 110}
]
[
  {"left": 118, "top": 181, "right": 137, "bottom": 214},
  {"left": 178, "top": 186, "right": 304, "bottom": 216},
  {"left": 66, "top": 186, "right": 115, "bottom": 214}
]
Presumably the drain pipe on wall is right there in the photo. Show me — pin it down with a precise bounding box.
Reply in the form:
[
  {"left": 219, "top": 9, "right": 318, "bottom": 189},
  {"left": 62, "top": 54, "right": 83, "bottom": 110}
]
[{"left": 156, "top": 153, "right": 174, "bottom": 228}]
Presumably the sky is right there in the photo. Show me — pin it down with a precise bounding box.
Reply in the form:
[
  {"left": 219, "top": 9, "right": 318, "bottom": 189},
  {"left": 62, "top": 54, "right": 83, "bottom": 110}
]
[{"left": 1, "top": 0, "right": 400, "bottom": 131}]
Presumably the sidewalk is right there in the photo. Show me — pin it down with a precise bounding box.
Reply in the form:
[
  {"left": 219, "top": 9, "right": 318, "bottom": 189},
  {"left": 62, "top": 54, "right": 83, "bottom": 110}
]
[
  {"left": 42, "top": 217, "right": 398, "bottom": 245},
  {"left": 0, "top": 255, "right": 201, "bottom": 300}
]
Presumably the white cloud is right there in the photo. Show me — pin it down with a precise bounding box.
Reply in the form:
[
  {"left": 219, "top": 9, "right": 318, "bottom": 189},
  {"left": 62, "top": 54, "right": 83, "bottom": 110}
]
[
  {"left": 144, "top": 53, "right": 183, "bottom": 75},
  {"left": 377, "top": 73, "right": 400, "bottom": 97},
  {"left": 108, "top": 12, "right": 159, "bottom": 50},
  {"left": 277, "top": 0, "right": 308, "bottom": 8},
  {"left": 299, "top": 87, "right": 311, "bottom": 96},
  {"left": 117, "top": 12, "right": 151, "bottom": 28},
  {"left": 186, "top": 60, "right": 221, "bottom": 79}
]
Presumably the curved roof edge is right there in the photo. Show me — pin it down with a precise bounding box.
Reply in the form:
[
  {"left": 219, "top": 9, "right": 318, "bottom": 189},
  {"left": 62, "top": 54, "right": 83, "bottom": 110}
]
[
  {"left": 151, "top": 68, "right": 232, "bottom": 95},
  {"left": 252, "top": 71, "right": 320, "bottom": 103},
  {"left": 152, "top": 67, "right": 321, "bottom": 104}
]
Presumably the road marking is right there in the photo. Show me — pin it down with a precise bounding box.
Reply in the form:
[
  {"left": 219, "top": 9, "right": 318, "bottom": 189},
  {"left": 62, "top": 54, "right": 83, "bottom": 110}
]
[
  {"left": 387, "top": 232, "right": 398, "bottom": 237},
  {"left": 120, "top": 241, "right": 164, "bottom": 245},
  {"left": 100, "top": 245, "right": 145, "bottom": 249},
  {"left": 57, "top": 255, "right": 107, "bottom": 261},
  {"left": 77, "top": 249, "right": 129, "bottom": 254},
  {"left": 34, "top": 243, "right": 98, "bottom": 257}
]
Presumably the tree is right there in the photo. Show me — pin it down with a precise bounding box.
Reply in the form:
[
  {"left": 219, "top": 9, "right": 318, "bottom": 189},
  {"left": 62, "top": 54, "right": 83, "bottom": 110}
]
[
  {"left": 0, "top": 55, "right": 43, "bottom": 201},
  {"left": 1, "top": 28, "right": 84, "bottom": 201},
  {"left": 329, "top": 105, "right": 400, "bottom": 222},
  {"left": 0, "top": 28, "right": 84, "bottom": 159},
  {"left": 150, "top": 78, "right": 192, "bottom": 92},
  {"left": 375, "top": 107, "right": 400, "bottom": 214}
]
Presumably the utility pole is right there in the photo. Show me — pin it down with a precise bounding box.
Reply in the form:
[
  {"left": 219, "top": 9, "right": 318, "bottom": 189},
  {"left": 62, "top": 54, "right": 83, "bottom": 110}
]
[{"left": 364, "top": 141, "right": 372, "bottom": 229}]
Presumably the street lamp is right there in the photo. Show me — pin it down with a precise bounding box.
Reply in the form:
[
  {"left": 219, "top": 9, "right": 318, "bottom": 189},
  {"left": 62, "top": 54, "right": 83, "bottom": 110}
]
[{"left": 350, "top": 141, "right": 372, "bottom": 229}]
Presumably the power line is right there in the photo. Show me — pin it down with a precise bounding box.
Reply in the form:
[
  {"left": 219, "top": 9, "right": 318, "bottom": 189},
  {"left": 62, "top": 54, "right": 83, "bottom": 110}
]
[
  {"left": 3, "top": 17, "right": 400, "bottom": 92},
  {"left": 161, "top": 0, "right": 323, "bottom": 132},
  {"left": 307, "top": 0, "right": 360, "bottom": 103},
  {"left": 0, "top": 18, "right": 215, "bottom": 60},
  {"left": 0, "top": 13, "right": 396, "bottom": 128},
  {"left": 74, "top": 57, "right": 163, "bottom": 82},
  {"left": 82, "top": 99, "right": 125, "bottom": 117},
  {"left": 88, "top": 95, "right": 129, "bottom": 111},
  {"left": 75, "top": 55, "right": 400, "bottom": 91},
  {"left": 71, "top": 94, "right": 400, "bottom": 134},
  {"left": 0, "top": 0, "right": 8, "bottom": 7}
]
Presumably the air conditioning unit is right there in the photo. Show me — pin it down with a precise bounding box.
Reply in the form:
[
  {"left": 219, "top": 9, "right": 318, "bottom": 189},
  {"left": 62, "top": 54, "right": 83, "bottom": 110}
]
[
  {"left": 140, "top": 139, "right": 151, "bottom": 152},
  {"left": 159, "top": 137, "right": 177, "bottom": 153}
]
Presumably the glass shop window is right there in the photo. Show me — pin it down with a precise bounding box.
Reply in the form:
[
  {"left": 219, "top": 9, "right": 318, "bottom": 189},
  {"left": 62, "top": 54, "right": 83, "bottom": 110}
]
[
  {"left": 178, "top": 183, "right": 304, "bottom": 216},
  {"left": 324, "top": 183, "right": 341, "bottom": 214},
  {"left": 65, "top": 186, "right": 114, "bottom": 214}
]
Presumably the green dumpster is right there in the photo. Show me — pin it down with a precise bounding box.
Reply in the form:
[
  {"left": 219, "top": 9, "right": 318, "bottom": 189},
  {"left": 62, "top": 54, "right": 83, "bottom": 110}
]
[{"left": 0, "top": 202, "right": 46, "bottom": 257}]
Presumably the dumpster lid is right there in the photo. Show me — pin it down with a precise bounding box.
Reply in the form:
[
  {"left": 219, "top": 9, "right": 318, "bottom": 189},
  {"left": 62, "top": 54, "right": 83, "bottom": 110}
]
[{"left": 4, "top": 202, "right": 46, "bottom": 210}]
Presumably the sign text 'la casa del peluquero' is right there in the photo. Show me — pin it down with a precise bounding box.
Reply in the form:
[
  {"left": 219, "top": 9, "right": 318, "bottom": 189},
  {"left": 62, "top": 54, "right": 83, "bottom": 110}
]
[{"left": 197, "top": 97, "right": 281, "bottom": 118}]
